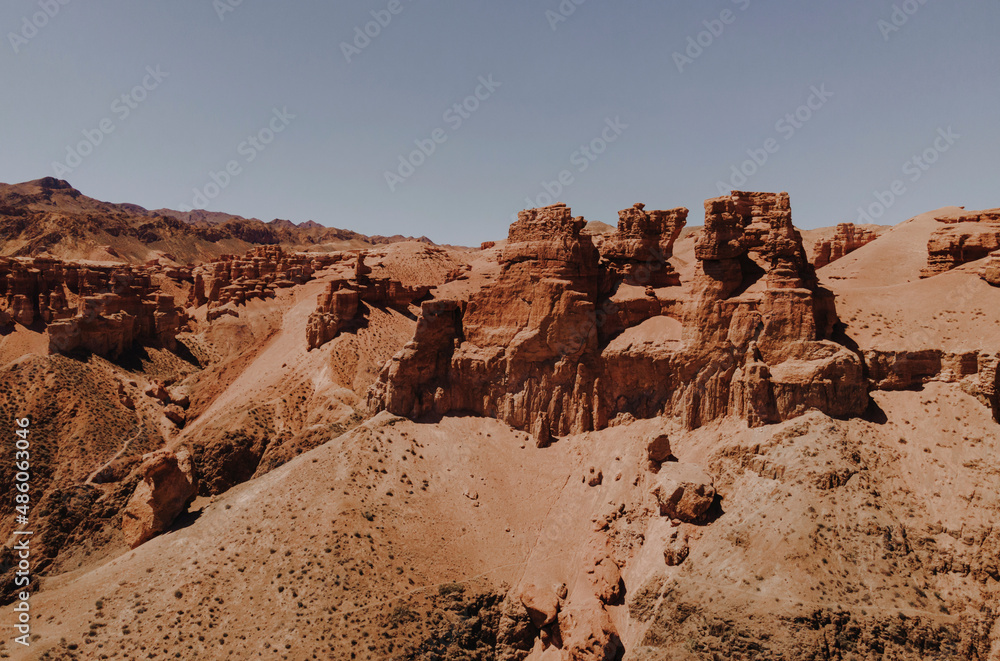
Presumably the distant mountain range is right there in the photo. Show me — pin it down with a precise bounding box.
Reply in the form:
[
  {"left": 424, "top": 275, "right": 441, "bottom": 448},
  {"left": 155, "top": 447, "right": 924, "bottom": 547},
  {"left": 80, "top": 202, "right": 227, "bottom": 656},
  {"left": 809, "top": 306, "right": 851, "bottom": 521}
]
[{"left": 0, "top": 177, "right": 433, "bottom": 264}]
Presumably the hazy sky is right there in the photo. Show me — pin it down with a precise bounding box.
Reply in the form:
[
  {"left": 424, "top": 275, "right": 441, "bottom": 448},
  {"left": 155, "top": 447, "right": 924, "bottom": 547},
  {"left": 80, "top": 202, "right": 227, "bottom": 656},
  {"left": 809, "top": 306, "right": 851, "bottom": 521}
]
[{"left": 1, "top": 1, "right": 997, "bottom": 245}]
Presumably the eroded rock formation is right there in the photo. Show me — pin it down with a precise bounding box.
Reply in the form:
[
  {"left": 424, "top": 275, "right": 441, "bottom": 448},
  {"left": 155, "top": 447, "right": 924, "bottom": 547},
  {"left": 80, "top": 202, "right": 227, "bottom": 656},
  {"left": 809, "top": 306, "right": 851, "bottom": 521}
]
[
  {"left": 121, "top": 449, "right": 198, "bottom": 549},
  {"left": 369, "top": 192, "right": 868, "bottom": 438},
  {"left": 306, "top": 251, "right": 431, "bottom": 350},
  {"left": 922, "top": 210, "right": 1000, "bottom": 277},
  {"left": 0, "top": 257, "right": 187, "bottom": 357},
  {"left": 189, "top": 245, "right": 341, "bottom": 310},
  {"left": 598, "top": 203, "right": 687, "bottom": 287},
  {"left": 812, "top": 223, "right": 879, "bottom": 268}
]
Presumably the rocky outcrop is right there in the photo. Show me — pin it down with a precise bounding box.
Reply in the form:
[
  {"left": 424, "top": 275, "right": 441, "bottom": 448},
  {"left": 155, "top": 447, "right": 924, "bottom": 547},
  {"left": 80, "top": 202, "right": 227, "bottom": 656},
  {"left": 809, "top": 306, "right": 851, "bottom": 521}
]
[
  {"left": 558, "top": 594, "right": 622, "bottom": 661},
  {"left": 812, "top": 223, "right": 879, "bottom": 268},
  {"left": 369, "top": 193, "right": 868, "bottom": 438},
  {"left": 922, "top": 210, "right": 1000, "bottom": 277},
  {"left": 188, "top": 245, "right": 341, "bottom": 311},
  {"left": 121, "top": 449, "right": 197, "bottom": 548},
  {"left": 306, "top": 251, "right": 431, "bottom": 350},
  {"left": 0, "top": 256, "right": 187, "bottom": 357},
  {"left": 663, "top": 528, "right": 690, "bottom": 566},
  {"left": 598, "top": 203, "right": 687, "bottom": 287},
  {"left": 370, "top": 203, "right": 605, "bottom": 441},
  {"left": 306, "top": 282, "right": 361, "bottom": 350},
  {"left": 864, "top": 349, "right": 1000, "bottom": 417}
]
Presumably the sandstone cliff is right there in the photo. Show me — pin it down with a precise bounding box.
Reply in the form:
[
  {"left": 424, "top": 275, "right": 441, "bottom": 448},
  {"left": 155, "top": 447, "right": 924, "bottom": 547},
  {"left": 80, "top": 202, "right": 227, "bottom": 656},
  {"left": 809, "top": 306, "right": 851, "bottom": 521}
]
[
  {"left": 0, "top": 256, "right": 187, "bottom": 358},
  {"left": 369, "top": 192, "right": 867, "bottom": 441}
]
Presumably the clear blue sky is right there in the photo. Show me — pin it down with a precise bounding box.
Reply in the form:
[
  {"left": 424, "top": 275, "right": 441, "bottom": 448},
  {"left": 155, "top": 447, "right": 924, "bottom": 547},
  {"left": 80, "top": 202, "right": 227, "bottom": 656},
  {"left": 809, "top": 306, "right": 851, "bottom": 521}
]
[{"left": 1, "top": 1, "right": 997, "bottom": 245}]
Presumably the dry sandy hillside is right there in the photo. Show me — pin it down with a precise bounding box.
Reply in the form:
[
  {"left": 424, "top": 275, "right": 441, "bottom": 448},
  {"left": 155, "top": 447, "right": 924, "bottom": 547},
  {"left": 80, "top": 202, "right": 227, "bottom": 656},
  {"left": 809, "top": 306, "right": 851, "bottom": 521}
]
[
  {"left": 9, "top": 393, "right": 999, "bottom": 660},
  {"left": 820, "top": 207, "right": 1000, "bottom": 352},
  {"left": 2, "top": 195, "right": 1000, "bottom": 661}
]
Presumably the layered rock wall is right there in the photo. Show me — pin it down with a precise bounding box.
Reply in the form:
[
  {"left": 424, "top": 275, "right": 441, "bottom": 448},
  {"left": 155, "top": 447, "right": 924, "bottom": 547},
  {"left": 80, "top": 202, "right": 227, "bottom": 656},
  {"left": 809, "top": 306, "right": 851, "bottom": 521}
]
[
  {"left": 922, "top": 210, "right": 1000, "bottom": 277},
  {"left": 0, "top": 257, "right": 187, "bottom": 357},
  {"left": 189, "top": 245, "right": 341, "bottom": 310},
  {"left": 812, "top": 223, "right": 879, "bottom": 269},
  {"left": 369, "top": 194, "right": 868, "bottom": 439}
]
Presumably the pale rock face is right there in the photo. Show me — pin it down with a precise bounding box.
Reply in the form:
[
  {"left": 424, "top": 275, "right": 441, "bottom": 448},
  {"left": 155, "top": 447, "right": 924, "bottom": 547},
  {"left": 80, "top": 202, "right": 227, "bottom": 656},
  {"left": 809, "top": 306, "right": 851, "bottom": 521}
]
[{"left": 121, "top": 449, "right": 198, "bottom": 549}]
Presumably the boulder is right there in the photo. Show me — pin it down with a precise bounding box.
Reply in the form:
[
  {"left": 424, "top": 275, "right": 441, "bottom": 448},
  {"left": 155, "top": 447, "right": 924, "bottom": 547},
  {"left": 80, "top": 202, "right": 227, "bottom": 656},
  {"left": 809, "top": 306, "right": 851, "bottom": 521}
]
[
  {"left": 519, "top": 583, "right": 559, "bottom": 628},
  {"left": 168, "top": 386, "right": 191, "bottom": 409},
  {"left": 164, "top": 404, "right": 186, "bottom": 427},
  {"left": 145, "top": 381, "right": 170, "bottom": 403},
  {"left": 652, "top": 463, "right": 716, "bottom": 523},
  {"left": 646, "top": 433, "right": 672, "bottom": 463},
  {"left": 121, "top": 449, "right": 197, "bottom": 548},
  {"left": 586, "top": 556, "right": 623, "bottom": 605}
]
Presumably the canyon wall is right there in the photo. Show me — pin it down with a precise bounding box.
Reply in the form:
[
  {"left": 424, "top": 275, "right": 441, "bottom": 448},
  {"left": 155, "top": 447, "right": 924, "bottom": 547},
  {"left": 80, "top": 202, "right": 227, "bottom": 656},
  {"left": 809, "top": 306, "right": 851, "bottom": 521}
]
[
  {"left": 188, "top": 245, "right": 341, "bottom": 316},
  {"left": 0, "top": 257, "right": 187, "bottom": 357},
  {"left": 368, "top": 192, "right": 868, "bottom": 442}
]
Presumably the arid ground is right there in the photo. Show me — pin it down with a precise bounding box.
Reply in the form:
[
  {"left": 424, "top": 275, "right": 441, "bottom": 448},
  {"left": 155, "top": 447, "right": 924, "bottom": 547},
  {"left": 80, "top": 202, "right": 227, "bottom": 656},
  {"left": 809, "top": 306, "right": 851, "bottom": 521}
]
[{"left": 1, "top": 179, "right": 999, "bottom": 660}]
